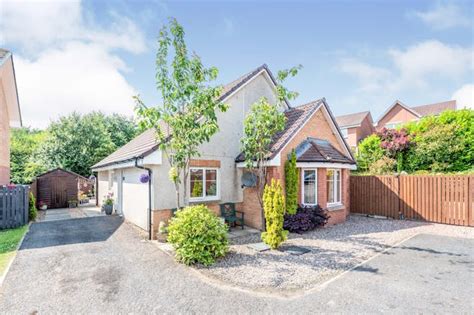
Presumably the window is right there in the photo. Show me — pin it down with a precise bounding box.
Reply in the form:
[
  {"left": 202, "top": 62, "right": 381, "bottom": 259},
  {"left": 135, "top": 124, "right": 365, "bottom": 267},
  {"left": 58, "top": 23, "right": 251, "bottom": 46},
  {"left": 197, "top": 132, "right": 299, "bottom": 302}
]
[
  {"left": 340, "top": 128, "right": 348, "bottom": 139},
  {"left": 327, "top": 169, "right": 342, "bottom": 205},
  {"left": 385, "top": 122, "right": 401, "bottom": 129},
  {"left": 190, "top": 168, "right": 219, "bottom": 201},
  {"left": 301, "top": 169, "right": 317, "bottom": 205}
]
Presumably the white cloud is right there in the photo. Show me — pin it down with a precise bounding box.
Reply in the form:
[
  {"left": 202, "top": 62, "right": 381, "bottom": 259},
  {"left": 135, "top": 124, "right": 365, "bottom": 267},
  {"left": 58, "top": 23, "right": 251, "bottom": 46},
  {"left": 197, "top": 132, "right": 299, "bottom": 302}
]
[
  {"left": 15, "top": 42, "right": 138, "bottom": 128},
  {"left": 389, "top": 40, "right": 473, "bottom": 88},
  {"left": 0, "top": 0, "right": 146, "bottom": 53},
  {"left": 337, "top": 40, "right": 474, "bottom": 114},
  {"left": 339, "top": 58, "right": 391, "bottom": 92},
  {"left": 452, "top": 84, "right": 474, "bottom": 109},
  {"left": 412, "top": 2, "right": 471, "bottom": 30},
  {"left": 0, "top": 0, "right": 147, "bottom": 128}
]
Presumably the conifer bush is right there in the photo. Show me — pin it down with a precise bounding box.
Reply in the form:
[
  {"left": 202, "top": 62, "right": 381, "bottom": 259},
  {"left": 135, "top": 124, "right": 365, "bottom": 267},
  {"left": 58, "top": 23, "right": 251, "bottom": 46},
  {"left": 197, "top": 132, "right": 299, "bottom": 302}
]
[
  {"left": 284, "top": 150, "right": 298, "bottom": 214},
  {"left": 261, "top": 179, "right": 288, "bottom": 249}
]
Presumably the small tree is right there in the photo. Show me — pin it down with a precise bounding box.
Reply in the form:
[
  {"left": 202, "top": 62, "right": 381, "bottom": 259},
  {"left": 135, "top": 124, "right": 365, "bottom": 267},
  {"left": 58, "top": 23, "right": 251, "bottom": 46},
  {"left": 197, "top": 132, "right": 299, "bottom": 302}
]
[
  {"left": 284, "top": 149, "right": 298, "bottom": 214},
  {"left": 135, "top": 18, "right": 228, "bottom": 207},
  {"left": 240, "top": 65, "right": 301, "bottom": 210},
  {"left": 261, "top": 179, "right": 288, "bottom": 249},
  {"left": 377, "top": 128, "right": 412, "bottom": 173}
]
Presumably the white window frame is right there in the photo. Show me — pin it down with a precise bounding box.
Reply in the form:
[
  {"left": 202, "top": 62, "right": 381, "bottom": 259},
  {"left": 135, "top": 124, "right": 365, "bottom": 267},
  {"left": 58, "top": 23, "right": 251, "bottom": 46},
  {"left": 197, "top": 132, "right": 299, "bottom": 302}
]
[
  {"left": 301, "top": 168, "right": 318, "bottom": 206},
  {"left": 385, "top": 121, "right": 402, "bottom": 129},
  {"left": 340, "top": 128, "right": 348, "bottom": 139},
  {"left": 189, "top": 167, "right": 220, "bottom": 202},
  {"left": 327, "top": 169, "right": 342, "bottom": 206}
]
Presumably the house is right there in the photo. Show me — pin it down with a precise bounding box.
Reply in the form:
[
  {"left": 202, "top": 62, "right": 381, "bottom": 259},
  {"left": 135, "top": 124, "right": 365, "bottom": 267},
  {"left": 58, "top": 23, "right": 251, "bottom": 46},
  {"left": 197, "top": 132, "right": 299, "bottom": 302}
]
[
  {"left": 0, "top": 49, "right": 22, "bottom": 185},
  {"left": 92, "top": 65, "right": 356, "bottom": 238},
  {"left": 335, "top": 111, "right": 375, "bottom": 150},
  {"left": 376, "top": 99, "right": 456, "bottom": 130},
  {"left": 32, "top": 168, "right": 94, "bottom": 209}
]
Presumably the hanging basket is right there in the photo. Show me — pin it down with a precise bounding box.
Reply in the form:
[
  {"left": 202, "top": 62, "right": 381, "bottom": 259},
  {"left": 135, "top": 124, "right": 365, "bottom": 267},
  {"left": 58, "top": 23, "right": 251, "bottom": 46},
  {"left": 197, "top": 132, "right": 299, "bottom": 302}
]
[{"left": 139, "top": 173, "right": 150, "bottom": 183}]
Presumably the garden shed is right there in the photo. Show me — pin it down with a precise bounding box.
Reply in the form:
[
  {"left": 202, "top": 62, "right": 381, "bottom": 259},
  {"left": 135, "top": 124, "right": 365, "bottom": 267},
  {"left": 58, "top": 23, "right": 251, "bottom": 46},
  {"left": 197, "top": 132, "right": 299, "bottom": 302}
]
[{"left": 32, "top": 168, "right": 93, "bottom": 209}]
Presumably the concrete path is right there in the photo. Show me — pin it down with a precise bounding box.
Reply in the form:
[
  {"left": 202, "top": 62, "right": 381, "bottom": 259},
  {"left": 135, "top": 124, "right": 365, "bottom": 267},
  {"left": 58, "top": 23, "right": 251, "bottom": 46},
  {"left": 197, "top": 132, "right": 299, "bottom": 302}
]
[
  {"left": 41, "top": 204, "right": 104, "bottom": 222},
  {"left": 0, "top": 215, "right": 472, "bottom": 314}
]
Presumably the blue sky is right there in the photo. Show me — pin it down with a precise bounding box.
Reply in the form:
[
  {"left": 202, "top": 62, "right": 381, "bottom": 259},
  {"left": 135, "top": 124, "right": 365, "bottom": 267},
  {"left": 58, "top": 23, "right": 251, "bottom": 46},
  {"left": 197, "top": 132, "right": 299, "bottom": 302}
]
[{"left": 1, "top": 0, "right": 473, "bottom": 128}]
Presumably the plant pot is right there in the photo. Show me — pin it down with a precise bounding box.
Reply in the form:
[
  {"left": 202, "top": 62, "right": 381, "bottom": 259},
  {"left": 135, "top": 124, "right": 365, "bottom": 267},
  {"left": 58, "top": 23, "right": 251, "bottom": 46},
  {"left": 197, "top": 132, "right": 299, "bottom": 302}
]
[
  {"left": 102, "top": 204, "right": 113, "bottom": 215},
  {"left": 40, "top": 205, "right": 47, "bottom": 210}
]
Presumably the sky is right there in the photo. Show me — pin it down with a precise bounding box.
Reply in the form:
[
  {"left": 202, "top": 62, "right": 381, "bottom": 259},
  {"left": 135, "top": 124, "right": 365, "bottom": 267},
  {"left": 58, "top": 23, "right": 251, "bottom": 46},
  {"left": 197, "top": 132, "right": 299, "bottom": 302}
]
[{"left": 1, "top": 0, "right": 473, "bottom": 129}]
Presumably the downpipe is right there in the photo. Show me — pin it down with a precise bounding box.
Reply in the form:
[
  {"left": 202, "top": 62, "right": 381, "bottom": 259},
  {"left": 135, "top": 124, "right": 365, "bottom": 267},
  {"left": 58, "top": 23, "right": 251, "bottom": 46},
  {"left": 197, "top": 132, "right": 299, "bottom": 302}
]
[{"left": 135, "top": 158, "right": 153, "bottom": 240}]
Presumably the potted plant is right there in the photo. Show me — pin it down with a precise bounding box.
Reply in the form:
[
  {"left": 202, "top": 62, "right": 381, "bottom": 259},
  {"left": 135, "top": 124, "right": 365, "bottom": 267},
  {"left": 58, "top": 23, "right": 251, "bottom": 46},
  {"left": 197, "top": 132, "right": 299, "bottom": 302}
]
[
  {"left": 39, "top": 201, "right": 48, "bottom": 210},
  {"left": 102, "top": 192, "right": 114, "bottom": 215},
  {"left": 68, "top": 199, "right": 78, "bottom": 208}
]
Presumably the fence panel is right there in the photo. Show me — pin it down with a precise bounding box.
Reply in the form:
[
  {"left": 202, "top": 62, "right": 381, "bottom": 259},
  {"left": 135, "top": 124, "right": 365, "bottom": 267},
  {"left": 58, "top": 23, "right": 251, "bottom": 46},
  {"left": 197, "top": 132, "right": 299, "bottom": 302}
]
[
  {"left": 0, "top": 185, "right": 30, "bottom": 229},
  {"left": 350, "top": 175, "right": 473, "bottom": 227}
]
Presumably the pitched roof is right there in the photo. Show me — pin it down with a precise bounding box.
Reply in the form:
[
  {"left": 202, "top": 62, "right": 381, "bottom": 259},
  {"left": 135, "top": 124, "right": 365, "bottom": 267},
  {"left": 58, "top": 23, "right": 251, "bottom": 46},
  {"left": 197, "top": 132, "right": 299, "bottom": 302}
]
[
  {"left": 235, "top": 99, "right": 324, "bottom": 162},
  {"left": 410, "top": 100, "right": 456, "bottom": 117},
  {"left": 294, "top": 138, "right": 355, "bottom": 164},
  {"left": 336, "top": 111, "right": 371, "bottom": 128},
  {"left": 92, "top": 64, "right": 286, "bottom": 169},
  {"left": 36, "top": 168, "right": 90, "bottom": 180},
  {"left": 218, "top": 64, "right": 289, "bottom": 108},
  {"left": 377, "top": 99, "right": 457, "bottom": 123},
  {"left": 92, "top": 129, "right": 159, "bottom": 169}
]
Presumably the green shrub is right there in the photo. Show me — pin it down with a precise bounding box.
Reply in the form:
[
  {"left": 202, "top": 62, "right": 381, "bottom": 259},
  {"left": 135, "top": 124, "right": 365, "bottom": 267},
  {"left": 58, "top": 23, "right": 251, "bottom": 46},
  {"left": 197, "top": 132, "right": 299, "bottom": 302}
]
[
  {"left": 28, "top": 192, "right": 37, "bottom": 221},
  {"left": 284, "top": 150, "right": 298, "bottom": 215},
  {"left": 356, "top": 134, "right": 384, "bottom": 172},
  {"left": 261, "top": 179, "right": 288, "bottom": 249},
  {"left": 167, "top": 205, "right": 228, "bottom": 266},
  {"left": 368, "top": 156, "right": 396, "bottom": 175}
]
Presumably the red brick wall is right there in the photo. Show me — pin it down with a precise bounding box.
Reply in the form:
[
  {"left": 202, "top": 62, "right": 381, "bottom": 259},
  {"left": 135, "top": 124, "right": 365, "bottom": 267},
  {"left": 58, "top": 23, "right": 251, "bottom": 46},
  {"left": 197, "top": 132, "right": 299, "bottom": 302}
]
[
  {"left": 0, "top": 166, "right": 9, "bottom": 185},
  {"left": 377, "top": 104, "right": 418, "bottom": 131}
]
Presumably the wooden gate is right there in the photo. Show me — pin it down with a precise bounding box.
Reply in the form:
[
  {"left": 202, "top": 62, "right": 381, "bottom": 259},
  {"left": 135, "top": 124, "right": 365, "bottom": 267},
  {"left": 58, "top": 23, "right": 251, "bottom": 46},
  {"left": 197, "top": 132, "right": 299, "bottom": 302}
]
[
  {"left": 0, "top": 185, "right": 30, "bottom": 229},
  {"left": 350, "top": 175, "right": 473, "bottom": 227}
]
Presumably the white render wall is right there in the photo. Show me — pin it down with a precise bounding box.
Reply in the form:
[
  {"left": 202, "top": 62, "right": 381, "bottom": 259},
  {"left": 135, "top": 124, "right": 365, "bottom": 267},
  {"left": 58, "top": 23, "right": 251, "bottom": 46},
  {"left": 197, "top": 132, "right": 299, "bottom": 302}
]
[{"left": 151, "top": 71, "right": 281, "bottom": 210}]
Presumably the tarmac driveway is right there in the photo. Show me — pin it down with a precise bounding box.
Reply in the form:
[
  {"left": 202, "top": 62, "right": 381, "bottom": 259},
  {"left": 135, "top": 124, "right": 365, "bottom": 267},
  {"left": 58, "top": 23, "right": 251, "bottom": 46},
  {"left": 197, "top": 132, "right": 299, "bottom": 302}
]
[{"left": 0, "top": 215, "right": 472, "bottom": 314}]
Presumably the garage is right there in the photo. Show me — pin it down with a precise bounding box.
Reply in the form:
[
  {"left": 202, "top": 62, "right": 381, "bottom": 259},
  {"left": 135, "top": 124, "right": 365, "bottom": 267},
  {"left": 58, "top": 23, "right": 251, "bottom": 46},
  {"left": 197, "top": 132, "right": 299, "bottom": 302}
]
[{"left": 116, "top": 168, "right": 149, "bottom": 231}]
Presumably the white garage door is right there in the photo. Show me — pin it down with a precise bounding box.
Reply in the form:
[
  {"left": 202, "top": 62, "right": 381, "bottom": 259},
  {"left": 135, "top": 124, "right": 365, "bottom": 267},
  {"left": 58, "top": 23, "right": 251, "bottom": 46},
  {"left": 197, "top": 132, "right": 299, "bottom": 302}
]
[{"left": 121, "top": 168, "right": 149, "bottom": 231}]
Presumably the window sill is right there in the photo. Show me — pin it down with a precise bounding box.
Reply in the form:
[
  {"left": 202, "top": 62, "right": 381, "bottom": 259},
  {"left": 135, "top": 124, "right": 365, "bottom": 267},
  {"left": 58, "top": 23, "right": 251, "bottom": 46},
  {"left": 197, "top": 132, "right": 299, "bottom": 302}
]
[
  {"left": 189, "top": 197, "right": 220, "bottom": 204},
  {"left": 327, "top": 203, "right": 344, "bottom": 211}
]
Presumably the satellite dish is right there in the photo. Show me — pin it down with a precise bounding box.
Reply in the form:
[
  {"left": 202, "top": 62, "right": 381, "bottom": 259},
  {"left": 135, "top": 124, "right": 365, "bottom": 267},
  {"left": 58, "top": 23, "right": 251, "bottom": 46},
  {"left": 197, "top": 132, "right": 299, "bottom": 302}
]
[{"left": 241, "top": 171, "right": 257, "bottom": 188}]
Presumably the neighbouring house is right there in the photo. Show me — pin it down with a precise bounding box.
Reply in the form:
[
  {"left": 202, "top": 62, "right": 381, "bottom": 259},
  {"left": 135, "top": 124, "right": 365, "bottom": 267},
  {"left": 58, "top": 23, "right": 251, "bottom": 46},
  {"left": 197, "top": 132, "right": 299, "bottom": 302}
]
[
  {"left": 335, "top": 111, "right": 375, "bottom": 151},
  {"left": 0, "top": 49, "right": 22, "bottom": 185},
  {"left": 31, "top": 168, "right": 94, "bottom": 209},
  {"left": 92, "top": 65, "right": 356, "bottom": 238},
  {"left": 375, "top": 99, "right": 456, "bottom": 130}
]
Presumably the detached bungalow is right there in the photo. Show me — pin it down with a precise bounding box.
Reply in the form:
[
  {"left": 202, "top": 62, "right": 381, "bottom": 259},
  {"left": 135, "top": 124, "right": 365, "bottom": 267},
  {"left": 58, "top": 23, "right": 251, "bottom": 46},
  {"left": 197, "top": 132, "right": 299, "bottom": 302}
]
[{"left": 92, "top": 65, "right": 356, "bottom": 238}]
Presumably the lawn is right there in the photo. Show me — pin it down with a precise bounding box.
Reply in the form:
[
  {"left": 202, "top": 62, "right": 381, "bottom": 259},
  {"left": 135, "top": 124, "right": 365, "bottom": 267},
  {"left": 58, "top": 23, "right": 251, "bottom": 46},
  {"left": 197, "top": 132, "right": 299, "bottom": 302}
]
[{"left": 0, "top": 225, "right": 29, "bottom": 277}]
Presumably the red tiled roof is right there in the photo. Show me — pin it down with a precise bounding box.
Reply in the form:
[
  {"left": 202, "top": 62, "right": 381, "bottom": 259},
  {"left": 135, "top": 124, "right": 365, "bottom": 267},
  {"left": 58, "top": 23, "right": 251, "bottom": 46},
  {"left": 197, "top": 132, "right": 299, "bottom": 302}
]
[
  {"left": 235, "top": 99, "right": 325, "bottom": 162},
  {"left": 410, "top": 100, "right": 456, "bottom": 117},
  {"left": 295, "top": 138, "right": 355, "bottom": 164},
  {"left": 335, "top": 111, "right": 371, "bottom": 128}
]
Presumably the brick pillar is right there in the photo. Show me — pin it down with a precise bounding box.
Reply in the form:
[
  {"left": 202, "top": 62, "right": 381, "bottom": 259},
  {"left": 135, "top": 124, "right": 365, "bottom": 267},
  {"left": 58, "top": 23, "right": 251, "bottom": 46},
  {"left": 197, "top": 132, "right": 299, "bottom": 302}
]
[{"left": 317, "top": 168, "right": 327, "bottom": 208}]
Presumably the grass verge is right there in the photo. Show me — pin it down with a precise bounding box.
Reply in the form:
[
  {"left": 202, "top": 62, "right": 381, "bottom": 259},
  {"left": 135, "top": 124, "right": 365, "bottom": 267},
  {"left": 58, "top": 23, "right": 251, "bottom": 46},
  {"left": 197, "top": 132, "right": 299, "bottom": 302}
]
[{"left": 0, "top": 225, "right": 29, "bottom": 277}]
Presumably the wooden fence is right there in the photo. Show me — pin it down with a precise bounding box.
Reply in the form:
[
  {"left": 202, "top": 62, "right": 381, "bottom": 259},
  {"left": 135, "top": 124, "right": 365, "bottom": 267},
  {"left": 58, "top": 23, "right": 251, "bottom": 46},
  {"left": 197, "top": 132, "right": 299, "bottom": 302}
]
[
  {"left": 350, "top": 175, "right": 473, "bottom": 227},
  {"left": 0, "top": 185, "right": 30, "bottom": 229}
]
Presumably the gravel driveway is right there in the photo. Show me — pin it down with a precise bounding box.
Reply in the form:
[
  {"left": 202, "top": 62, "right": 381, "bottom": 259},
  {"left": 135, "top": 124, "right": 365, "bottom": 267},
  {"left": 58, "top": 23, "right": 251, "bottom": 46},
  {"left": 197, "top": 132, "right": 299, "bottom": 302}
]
[
  {"left": 0, "top": 215, "right": 472, "bottom": 314},
  {"left": 199, "top": 216, "right": 474, "bottom": 293}
]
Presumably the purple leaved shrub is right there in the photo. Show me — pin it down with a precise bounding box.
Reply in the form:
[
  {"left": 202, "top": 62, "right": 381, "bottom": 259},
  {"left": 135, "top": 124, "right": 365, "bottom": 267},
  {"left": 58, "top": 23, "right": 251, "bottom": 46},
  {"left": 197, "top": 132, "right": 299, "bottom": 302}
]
[{"left": 283, "top": 205, "right": 330, "bottom": 233}]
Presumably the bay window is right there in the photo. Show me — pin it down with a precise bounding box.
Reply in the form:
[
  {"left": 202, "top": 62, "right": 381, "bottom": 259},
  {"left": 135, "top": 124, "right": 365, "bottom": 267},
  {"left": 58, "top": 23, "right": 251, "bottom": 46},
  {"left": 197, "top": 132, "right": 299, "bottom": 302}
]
[
  {"left": 327, "top": 169, "right": 342, "bottom": 205},
  {"left": 190, "top": 167, "right": 219, "bottom": 201},
  {"left": 301, "top": 169, "right": 317, "bottom": 205}
]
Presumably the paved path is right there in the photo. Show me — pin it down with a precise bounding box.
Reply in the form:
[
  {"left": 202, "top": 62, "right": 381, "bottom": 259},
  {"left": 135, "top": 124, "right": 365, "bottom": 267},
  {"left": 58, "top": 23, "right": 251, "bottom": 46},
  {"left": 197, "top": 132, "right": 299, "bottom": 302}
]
[
  {"left": 1, "top": 216, "right": 472, "bottom": 314},
  {"left": 41, "top": 204, "right": 104, "bottom": 222}
]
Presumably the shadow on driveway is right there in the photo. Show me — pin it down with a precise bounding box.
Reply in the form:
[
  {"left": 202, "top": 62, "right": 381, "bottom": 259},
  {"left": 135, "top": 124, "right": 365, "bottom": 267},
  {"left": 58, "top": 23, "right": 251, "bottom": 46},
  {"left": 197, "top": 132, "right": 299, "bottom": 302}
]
[{"left": 20, "top": 216, "right": 123, "bottom": 250}]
